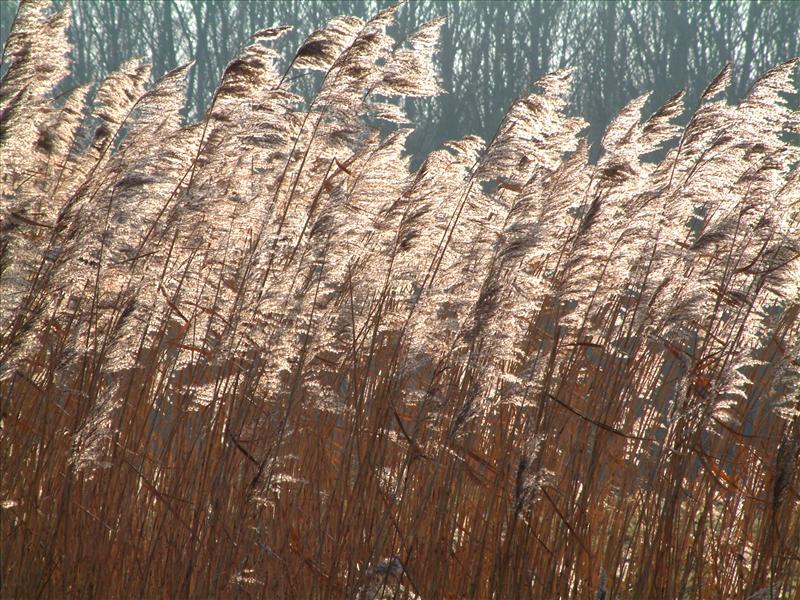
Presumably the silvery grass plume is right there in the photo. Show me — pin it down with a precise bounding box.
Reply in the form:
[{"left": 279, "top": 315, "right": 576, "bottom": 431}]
[{"left": 1, "top": 1, "right": 799, "bottom": 599}]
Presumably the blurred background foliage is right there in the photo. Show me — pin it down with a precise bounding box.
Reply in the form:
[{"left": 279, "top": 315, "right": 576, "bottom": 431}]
[{"left": 1, "top": 0, "right": 798, "bottom": 157}]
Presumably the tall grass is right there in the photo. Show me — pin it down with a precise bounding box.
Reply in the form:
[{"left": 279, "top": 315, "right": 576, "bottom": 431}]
[{"left": 1, "top": 1, "right": 799, "bottom": 598}]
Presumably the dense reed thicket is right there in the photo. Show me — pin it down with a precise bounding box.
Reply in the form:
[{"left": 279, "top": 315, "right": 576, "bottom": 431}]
[{"left": 2, "top": 1, "right": 799, "bottom": 598}]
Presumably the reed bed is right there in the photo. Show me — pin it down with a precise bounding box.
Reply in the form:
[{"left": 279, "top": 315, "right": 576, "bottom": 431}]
[{"left": 1, "top": 1, "right": 799, "bottom": 598}]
